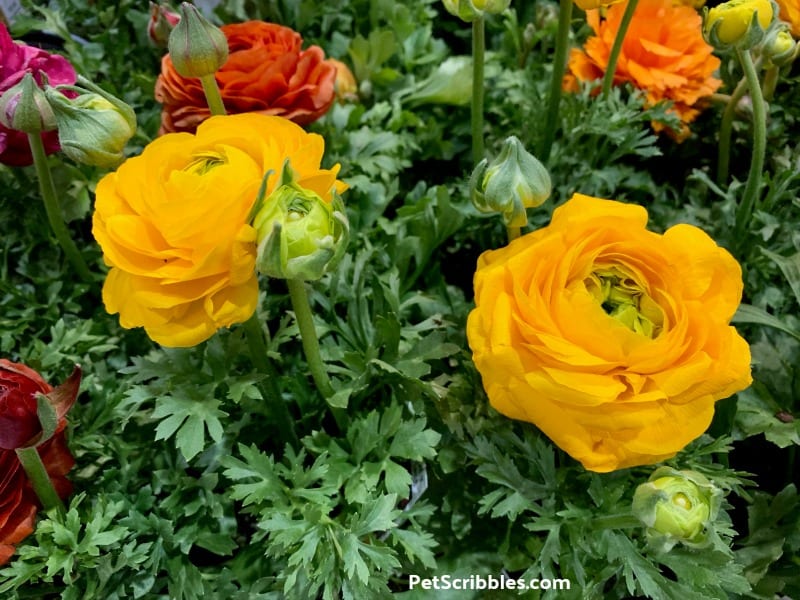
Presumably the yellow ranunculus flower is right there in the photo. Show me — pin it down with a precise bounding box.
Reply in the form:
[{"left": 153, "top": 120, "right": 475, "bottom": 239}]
[
  {"left": 92, "top": 113, "right": 346, "bottom": 347},
  {"left": 466, "top": 194, "right": 752, "bottom": 472},
  {"left": 704, "top": 0, "right": 774, "bottom": 48}
]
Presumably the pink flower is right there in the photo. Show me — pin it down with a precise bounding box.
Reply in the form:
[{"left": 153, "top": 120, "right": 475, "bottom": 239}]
[{"left": 0, "top": 23, "right": 77, "bottom": 166}]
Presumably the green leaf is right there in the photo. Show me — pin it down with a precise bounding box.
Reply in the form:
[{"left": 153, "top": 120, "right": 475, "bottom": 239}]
[
  {"left": 762, "top": 247, "right": 800, "bottom": 308},
  {"left": 152, "top": 387, "right": 227, "bottom": 461},
  {"left": 733, "top": 304, "right": 800, "bottom": 341}
]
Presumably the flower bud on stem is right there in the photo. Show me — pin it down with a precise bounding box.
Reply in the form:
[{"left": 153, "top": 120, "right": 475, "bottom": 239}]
[
  {"left": 168, "top": 2, "right": 228, "bottom": 116},
  {"left": 15, "top": 446, "right": 65, "bottom": 513}
]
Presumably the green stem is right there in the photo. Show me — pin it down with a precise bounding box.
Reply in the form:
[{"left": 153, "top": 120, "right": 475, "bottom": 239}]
[
  {"left": 761, "top": 65, "right": 779, "bottom": 102},
  {"left": 28, "top": 133, "right": 93, "bottom": 282},
  {"left": 540, "top": 0, "right": 573, "bottom": 163},
  {"left": 717, "top": 76, "right": 749, "bottom": 185},
  {"left": 471, "top": 16, "right": 486, "bottom": 165},
  {"left": 15, "top": 446, "right": 64, "bottom": 513},
  {"left": 506, "top": 226, "right": 521, "bottom": 243},
  {"left": 601, "top": 0, "right": 639, "bottom": 99},
  {"left": 199, "top": 74, "right": 226, "bottom": 116},
  {"left": 286, "top": 279, "right": 347, "bottom": 429},
  {"left": 733, "top": 48, "right": 767, "bottom": 246},
  {"left": 241, "top": 313, "right": 298, "bottom": 446}
]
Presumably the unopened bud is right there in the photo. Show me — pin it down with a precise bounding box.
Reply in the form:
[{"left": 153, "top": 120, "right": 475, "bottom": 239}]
[
  {"left": 329, "top": 58, "right": 359, "bottom": 103},
  {"left": 763, "top": 28, "right": 797, "bottom": 66},
  {"left": 255, "top": 161, "right": 349, "bottom": 281},
  {"left": 0, "top": 73, "right": 56, "bottom": 134},
  {"left": 148, "top": 2, "right": 180, "bottom": 48},
  {"left": 168, "top": 2, "right": 228, "bottom": 78},
  {"left": 703, "top": 0, "right": 775, "bottom": 50},
  {"left": 44, "top": 77, "right": 137, "bottom": 168},
  {"left": 442, "top": 0, "right": 511, "bottom": 22},
  {"left": 470, "top": 136, "right": 551, "bottom": 228},
  {"left": 632, "top": 467, "right": 722, "bottom": 552}
]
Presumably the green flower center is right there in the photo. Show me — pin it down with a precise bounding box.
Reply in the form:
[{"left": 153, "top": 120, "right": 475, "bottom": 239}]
[
  {"left": 672, "top": 492, "right": 692, "bottom": 511},
  {"left": 584, "top": 267, "right": 663, "bottom": 338},
  {"left": 183, "top": 149, "right": 227, "bottom": 175}
]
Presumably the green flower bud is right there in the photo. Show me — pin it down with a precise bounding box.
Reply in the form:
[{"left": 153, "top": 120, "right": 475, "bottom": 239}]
[
  {"left": 703, "top": 0, "right": 775, "bottom": 50},
  {"left": 254, "top": 162, "right": 349, "bottom": 281},
  {"left": 0, "top": 73, "right": 56, "bottom": 134},
  {"left": 470, "top": 135, "right": 551, "bottom": 228},
  {"left": 632, "top": 466, "right": 722, "bottom": 552},
  {"left": 168, "top": 2, "right": 228, "bottom": 78},
  {"left": 763, "top": 27, "right": 797, "bottom": 66},
  {"left": 442, "top": 0, "right": 511, "bottom": 22},
  {"left": 44, "top": 76, "right": 136, "bottom": 168}
]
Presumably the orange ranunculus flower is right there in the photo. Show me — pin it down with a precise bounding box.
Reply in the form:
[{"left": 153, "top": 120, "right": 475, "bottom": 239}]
[
  {"left": 466, "top": 194, "right": 752, "bottom": 473},
  {"left": 776, "top": 0, "right": 800, "bottom": 36},
  {"left": 155, "top": 21, "right": 337, "bottom": 134},
  {"left": 564, "top": 0, "right": 721, "bottom": 139},
  {"left": 92, "top": 113, "right": 346, "bottom": 348},
  {"left": 573, "top": 0, "right": 625, "bottom": 10}
]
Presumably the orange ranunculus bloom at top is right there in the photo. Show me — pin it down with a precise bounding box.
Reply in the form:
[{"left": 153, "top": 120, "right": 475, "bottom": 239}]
[
  {"left": 155, "top": 21, "right": 336, "bottom": 134},
  {"left": 466, "top": 195, "right": 752, "bottom": 473},
  {"left": 564, "top": 0, "right": 721, "bottom": 139},
  {"left": 776, "top": 0, "right": 800, "bottom": 36}
]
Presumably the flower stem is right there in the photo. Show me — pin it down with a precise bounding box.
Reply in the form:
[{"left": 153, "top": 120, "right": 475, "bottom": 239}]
[
  {"left": 601, "top": 0, "right": 639, "bottom": 99},
  {"left": 27, "top": 133, "right": 93, "bottom": 283},
  {"left": 472, "top": 15, "right": 486, "bottom": 166},
  {"left": 506, "top": 226, "right": 521, "bottom": 243},
  {"left": 15, "top": 446, "right": 64, "bottom": 513},
  {"left": 761, "top": 65, "right": 779, "bottom": 102},
  {"left": 733, "top": 48, "right": 767, "bottom": 245},
  {"left": 287, "top": 279, "right": 334, "bottom": 398},
  {"left": 241, "top": 312, "right": 298, "bottom": 446},
  {"left": 286, "top": 279, "right": 347, "bottom": 429},
  {"left": 717, "top": 76, "right": 749, "bottom": 185},
  {"left": 540, "top": 0, "right": 573, "bottom": 163},
  {"left": 199, "top": 74, "right": 226, "bottom": 116}
]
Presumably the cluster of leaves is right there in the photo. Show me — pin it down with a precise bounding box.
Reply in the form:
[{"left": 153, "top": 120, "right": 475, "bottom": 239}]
[{"left": 0, "top": 0, "right": 798, "bottom": 598}]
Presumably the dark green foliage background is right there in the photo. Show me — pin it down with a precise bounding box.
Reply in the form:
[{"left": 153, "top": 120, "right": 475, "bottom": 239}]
[{"left": 0, "top": 0, "right": 798, "bottom": 598}]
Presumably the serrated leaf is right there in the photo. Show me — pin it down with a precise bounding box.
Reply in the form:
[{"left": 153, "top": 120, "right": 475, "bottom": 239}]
[{"left": 383, "top": 460, "right": 412, "bottom": 497}]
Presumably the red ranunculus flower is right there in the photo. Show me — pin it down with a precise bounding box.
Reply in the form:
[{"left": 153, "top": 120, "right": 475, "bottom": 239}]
[
  {"left": 154, "top": 20, "right": 337, "bottom": 134},
  {"left": 0, "top": 23, "right": 77, "bottom": 167},
  {"left": 0, "top": 428, "right": 74, "bottom": 565},
  {"left": 0, "top": 360, "right": 78, "bottom": 565}
]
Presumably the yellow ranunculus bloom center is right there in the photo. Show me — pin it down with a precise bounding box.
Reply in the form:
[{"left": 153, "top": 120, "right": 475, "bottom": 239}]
[
  {"left": 183, "top": 149, "right": 227, "bottom": 175},
  {"left": 585, "top": 267, "right": 664, "bottom": 338}
]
